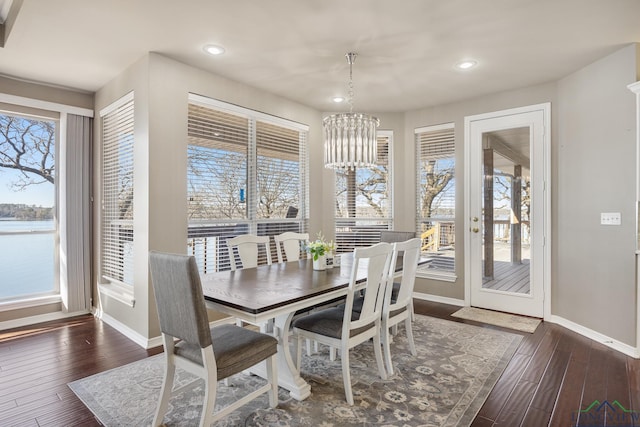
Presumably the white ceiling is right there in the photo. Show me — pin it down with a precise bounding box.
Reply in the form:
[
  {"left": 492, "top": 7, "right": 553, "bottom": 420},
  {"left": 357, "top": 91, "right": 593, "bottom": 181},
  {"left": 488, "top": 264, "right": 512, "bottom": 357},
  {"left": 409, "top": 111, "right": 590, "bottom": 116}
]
[{"left": 1, "top": 0, "right": 639, "bottom": 112}]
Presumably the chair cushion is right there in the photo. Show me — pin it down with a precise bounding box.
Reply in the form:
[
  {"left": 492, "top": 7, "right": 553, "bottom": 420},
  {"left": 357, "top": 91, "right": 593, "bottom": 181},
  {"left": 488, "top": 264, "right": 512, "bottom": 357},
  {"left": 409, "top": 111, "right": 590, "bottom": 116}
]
[
  {"left": 292, "top": 307, "right": 375, "bottom": 339},
  {"left": 389, "top": 305, "right": 407, "bottom": 318},
  {"left": 175, "top": 323, "right": 277, "bottom": 379}
]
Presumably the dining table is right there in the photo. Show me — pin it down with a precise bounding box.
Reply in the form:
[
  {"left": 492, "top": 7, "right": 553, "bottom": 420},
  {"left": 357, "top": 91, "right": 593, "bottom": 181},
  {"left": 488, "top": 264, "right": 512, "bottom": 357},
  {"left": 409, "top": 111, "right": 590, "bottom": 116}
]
[{"left": 200, "top": 254, "right": 423, "bottom": 401}]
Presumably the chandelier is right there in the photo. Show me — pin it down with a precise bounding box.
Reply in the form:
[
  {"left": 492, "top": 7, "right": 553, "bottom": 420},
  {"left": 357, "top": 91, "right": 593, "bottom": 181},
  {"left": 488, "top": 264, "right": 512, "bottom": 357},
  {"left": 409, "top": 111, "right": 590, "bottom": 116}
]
[{"left": 323, "top": 53, "right": 379, "bottom": 170}]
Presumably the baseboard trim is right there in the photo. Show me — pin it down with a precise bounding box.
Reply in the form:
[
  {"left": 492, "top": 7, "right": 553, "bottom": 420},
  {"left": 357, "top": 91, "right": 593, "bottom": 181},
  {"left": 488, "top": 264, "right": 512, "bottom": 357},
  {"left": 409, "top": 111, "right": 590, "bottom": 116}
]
[
  {"left": 547, "top": 314, "right": 639, "bottom": 359},
  {"left": 94, "top": 308, "right": 158, "bottom": 349},
  {"left": 413, "top": 292, "right": 465, "bottom": 307},
  {"left": 0, "top": 309, "right": 90, "bottom": 331},
  {"left": 94, "top": 308, "right": 237, "bottom": 350}
]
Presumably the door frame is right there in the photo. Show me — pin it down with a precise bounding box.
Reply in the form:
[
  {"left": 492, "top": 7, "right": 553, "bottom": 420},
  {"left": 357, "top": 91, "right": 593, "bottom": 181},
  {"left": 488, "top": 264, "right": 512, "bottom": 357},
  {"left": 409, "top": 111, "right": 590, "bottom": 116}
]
[{"left": 463, "top": 103, "right": 551, "bottom": 319}]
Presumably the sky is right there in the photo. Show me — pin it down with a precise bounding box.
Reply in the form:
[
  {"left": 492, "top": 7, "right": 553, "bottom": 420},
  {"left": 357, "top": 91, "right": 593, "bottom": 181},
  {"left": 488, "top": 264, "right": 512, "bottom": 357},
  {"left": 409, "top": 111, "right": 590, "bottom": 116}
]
[{"left": 0, "top": 168, "right": 54, "bottom": 207}]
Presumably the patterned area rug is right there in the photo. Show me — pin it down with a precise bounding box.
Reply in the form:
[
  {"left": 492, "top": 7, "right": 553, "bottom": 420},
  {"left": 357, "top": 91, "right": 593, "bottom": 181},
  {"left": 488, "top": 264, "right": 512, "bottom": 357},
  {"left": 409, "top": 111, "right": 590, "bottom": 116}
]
[
  {"left": 451, "top": 306, "right": 541, "bottom": 333},
  {"left": 68, "top": 315, "right": 522, "bottom": 426}
]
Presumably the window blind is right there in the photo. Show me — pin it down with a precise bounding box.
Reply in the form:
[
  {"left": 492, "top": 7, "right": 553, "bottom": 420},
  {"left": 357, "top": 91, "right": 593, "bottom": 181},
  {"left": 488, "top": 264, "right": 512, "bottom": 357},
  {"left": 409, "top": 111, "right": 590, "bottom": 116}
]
[
  {"left": 101, "top": 93, "right": 134, "bottom": 286},
  {"left": 187, "top": 96, "right": 308, "bottom": 273},
  {"left": 334, "top": 134, "right": 392, "bottom": 253},
  {"left": 415, "top": 123, "right": 455, "bottom": 273}
]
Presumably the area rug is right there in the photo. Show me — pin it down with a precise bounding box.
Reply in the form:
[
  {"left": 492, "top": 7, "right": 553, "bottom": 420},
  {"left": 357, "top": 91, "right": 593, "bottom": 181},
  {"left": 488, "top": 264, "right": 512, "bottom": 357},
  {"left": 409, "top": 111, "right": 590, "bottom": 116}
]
[
  {"left": 451, "top": 306, "right": 541, "bottom": 333},
  {"left": 68, "top": 315, "right": 522, "bottom": 426}
]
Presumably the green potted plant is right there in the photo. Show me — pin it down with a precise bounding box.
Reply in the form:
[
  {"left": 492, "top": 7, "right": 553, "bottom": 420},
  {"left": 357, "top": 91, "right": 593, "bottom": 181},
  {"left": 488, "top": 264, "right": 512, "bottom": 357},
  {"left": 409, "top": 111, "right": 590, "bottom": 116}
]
[{"left": 306, "top": 232, "right": 334, "bottom": 270}]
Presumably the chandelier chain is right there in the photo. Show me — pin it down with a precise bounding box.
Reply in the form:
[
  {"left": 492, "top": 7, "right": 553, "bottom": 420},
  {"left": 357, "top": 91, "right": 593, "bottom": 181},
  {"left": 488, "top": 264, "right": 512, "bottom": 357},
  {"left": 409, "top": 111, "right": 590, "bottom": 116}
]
[{"left": 346, "top": 52, "right": 356, "bottom": 113}]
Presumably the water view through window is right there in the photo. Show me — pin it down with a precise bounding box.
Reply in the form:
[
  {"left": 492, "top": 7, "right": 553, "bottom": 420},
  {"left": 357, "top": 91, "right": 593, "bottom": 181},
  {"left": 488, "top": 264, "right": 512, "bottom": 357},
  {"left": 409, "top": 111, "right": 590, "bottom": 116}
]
[{"left": 0, "top": 112, "right": 57, "bottom": 301}]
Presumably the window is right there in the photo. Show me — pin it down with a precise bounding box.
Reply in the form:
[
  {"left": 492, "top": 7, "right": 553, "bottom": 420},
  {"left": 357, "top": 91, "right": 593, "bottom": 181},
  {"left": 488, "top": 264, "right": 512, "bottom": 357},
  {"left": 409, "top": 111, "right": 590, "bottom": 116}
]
[
  {"left": 334, "top": 133, "right": 392, "bottom": 253},
  {"left": 415, "top": 123, "right": 456, "bottom": 276},
  {"left": 0, "top": 109, "right": 58, "bottom": 301},
  {"left": 187, "top": 95, "right": 309, "bottom": 272},
  {"left": 100, "top": 93, "right": 135, "bottom": 287}
]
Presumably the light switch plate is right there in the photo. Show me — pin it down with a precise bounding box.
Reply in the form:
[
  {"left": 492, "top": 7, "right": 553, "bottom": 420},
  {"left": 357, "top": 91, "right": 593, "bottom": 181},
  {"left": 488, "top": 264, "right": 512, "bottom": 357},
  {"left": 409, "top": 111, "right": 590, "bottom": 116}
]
[{"left": 601, "top": 212, "right": 621, "bottom": 225}]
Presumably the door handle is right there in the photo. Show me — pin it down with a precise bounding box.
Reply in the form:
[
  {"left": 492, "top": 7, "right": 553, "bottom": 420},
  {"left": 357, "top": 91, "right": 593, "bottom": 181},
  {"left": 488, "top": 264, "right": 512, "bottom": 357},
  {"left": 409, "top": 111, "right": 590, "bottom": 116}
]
[
  {"left": 472, "top": 217, "right": 479, "bottom": 222},
  {"left": 472, "top": 227, "right": 479, "bottom": 233}
]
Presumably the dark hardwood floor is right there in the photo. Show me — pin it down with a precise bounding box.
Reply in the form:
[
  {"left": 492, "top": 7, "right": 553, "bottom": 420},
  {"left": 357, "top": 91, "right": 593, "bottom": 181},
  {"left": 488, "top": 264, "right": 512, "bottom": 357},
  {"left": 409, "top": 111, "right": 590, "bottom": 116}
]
[{"left": 0, "top": 301, "right": 638, "bottom": 426}]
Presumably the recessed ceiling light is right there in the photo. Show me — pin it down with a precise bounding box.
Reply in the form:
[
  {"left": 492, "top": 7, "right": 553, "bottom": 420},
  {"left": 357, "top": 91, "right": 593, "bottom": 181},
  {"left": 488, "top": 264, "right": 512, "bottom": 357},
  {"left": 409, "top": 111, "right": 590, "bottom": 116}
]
[
  {"left": 456, "top": 60, "right": 477, "bottom": 70},
  {"left": 203, "top": 44, "right": 225, "bottom": 56},
  {"left": 332, "top": 96, "right": 345, "bottom": 103}
]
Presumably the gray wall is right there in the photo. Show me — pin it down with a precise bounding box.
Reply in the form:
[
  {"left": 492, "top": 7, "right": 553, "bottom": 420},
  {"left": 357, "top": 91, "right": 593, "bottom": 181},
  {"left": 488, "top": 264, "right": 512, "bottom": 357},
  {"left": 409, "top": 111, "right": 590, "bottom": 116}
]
[
  {"left": 403, "top": 43, "right": 639, "bottom": 345},
  {"left": 554, "top": 44, "right": 639, "bottom": 345},
  {"left": 404, "top": 82, "right": 558, "bottom": 300},
  {"left": 4, "top": 42, "right": 637, "bottom": 348},
  {"left": 92, "top": 45, "right": 639, "bottom": 346},
  {"left": 93, "top": 53, "right": 323, "bottom": 339}
]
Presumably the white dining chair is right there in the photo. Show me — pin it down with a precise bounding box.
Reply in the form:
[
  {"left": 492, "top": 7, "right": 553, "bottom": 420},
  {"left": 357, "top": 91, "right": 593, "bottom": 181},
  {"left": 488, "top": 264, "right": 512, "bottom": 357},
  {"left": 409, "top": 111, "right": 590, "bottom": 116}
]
[
  {"left": 381, "top": 238, "right": 421, "bottom": 375},
  {"left": 274, "top": 232, "right": 309, "bottom": 263},
  {"left": 226, "top": 234, "right": 272, "bottom": 271},
  {"left": 292, "top": 242, "right": 393, "bottom": 405}
]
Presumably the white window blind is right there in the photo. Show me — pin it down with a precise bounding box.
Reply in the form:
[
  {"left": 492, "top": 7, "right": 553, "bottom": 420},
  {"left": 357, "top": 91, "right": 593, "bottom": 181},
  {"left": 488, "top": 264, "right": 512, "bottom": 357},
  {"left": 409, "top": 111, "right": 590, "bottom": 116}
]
[
  {"left": 415, "top": 123, "right": 455, "bottom": 273},
  {"left": 187, "top": 96, "right": 308, "bottom": 273},
  {"left": 335, "top": 134, "right": 392, "bottom": 253},
  {"left": 101, "top": 93, "right": 134, "bottom": 286}
]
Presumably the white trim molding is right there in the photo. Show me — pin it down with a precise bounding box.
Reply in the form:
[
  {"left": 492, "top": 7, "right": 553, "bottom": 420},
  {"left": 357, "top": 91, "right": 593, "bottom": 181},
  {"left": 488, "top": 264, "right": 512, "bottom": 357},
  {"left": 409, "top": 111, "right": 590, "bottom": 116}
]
[
  {"left": 0, "top": 93, "right": 93, "bottom": 117},
  {"left": 0, "top": 309, "right": 89, "bottom": 331},
  {"left": 98, "top": 283, "right": 135, "bottom": 308},
  {"left": 412, "top": 292, "right": 465, "bottom": 307},
  {"left": 94, "top": 307, "right": 236, "bottom": 350},
  {"left": 547, "top": 314, "right": 639, "bottom": 359}
]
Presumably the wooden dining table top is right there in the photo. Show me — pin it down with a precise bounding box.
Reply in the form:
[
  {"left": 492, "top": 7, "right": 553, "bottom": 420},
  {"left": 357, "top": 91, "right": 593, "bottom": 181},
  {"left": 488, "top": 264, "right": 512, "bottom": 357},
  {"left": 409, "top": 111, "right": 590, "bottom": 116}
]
[
  {"left": 200, "top": 254, "right": 425, "bottom": 316},
  {"left": 201, "top": 258, "right": 359, "bottom": 315}
]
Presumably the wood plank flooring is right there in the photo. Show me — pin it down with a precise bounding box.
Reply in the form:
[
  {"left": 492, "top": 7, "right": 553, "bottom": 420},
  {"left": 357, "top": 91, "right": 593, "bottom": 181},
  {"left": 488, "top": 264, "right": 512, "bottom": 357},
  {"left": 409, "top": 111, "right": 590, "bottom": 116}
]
[{"left": 1, "top": 302, "right": 638, "bottom": 426}]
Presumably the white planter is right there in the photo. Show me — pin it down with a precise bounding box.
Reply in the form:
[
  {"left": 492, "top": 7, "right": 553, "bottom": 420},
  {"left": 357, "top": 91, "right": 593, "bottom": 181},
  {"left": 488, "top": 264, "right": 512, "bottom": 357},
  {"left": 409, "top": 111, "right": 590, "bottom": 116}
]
[{"left": 313, "top": 255, "right": 326, "bottom": 271}]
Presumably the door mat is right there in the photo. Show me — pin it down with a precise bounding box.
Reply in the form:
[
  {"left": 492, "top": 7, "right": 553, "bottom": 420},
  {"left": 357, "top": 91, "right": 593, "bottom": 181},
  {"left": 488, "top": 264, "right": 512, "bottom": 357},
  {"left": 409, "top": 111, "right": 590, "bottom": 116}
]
[{"left": 451, "top": 306, "right": 541, "bottom": 333}]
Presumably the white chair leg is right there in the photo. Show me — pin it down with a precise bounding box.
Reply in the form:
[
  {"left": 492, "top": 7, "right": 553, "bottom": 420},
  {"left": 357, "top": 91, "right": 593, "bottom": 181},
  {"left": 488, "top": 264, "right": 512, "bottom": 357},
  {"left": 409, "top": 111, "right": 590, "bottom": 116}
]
[
  {"left": 152, "top": 356, "right": 175, "bottom": 426},
  {"left": 329, "top": 346, "right": 336, "bottom": 361},
  {"left": 306, "top": 339, "right": 312, "bottom": 356},
  {"left": 405, "top": 316, "right": 417, "bottom": 356},
  {"left": 266, "top": 354, "right": 278, "bottom": 408},
  {"left": 200, "top": 363, "right": 217, "bottom": 427},
  {"left": 372, "top": 331, "right": 387, "bottom": 380},
  {"left": 340, "top": 347, "right": 354, "bottom": 405},
  {"left": 382, "top": 323, "right": 394, "bottom": 376},
  {"left": 153, "top": 335, "right": 176, "bottom": 427}
]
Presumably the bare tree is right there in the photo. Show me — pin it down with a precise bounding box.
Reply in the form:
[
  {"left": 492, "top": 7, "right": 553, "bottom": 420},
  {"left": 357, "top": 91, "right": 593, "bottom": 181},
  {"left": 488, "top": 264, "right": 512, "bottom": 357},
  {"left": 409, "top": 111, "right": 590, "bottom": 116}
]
[
  {"left": 0, "top": 114, "right": 55, "bottom": 188},
  {"left": 188, "top": 149, "right": 247, "bottom": 219},
  {"left": 419, "top": 159, "right": 454, "bottom": 219},
  {"left": 335, "top": 166, "right": 389, "bottom": 218},
  {"left": 257, "top": 156, "right": 298, "bottom": 218}
]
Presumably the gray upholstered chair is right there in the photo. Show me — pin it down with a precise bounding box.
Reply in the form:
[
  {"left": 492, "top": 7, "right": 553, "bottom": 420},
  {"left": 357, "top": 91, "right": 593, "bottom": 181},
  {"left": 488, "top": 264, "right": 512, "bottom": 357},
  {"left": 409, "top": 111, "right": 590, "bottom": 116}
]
[
  {"left": 380, "top": 230, "right": 416, "bottom": 243},
  {"left": 274, "top": 232, "right": 309, "bottom": 263},
  {"left": 381, "top": 238, "right": 421, "bottom": 375},
  {"left": 292, "top": 242, "right": 393, "bottom": 405},
  {"left": 149, "top": 251, "right": 278, "bottom": 426}
]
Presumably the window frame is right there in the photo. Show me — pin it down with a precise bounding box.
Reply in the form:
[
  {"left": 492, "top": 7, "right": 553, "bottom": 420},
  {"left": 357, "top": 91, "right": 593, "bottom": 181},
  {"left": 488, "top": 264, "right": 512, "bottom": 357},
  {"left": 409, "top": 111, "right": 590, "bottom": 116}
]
[
  {"left": 415, "top": 123, "right": 457, "bottom": 281},
  {"left": 187, "top": 94, "right": 309, "bottom": 273},
  {"left": 334, "top": 130, "right": 393, "bottom": 254},
  {"left": 0, "top": 108, "right": 60, "bottom": 306},
  {"left": 99, "top": 91, "right": 135, "bottom": 300}
]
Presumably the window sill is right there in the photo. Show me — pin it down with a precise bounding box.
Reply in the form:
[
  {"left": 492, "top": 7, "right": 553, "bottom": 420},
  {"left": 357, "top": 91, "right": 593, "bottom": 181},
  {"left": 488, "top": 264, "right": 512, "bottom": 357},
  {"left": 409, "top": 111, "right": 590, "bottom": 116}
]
[
  {"left": 0, "top": 294, "right": 62, "bottom": 312},
  {"left": 99, "top": 283, "right": 135, "bottom": 308},
  {"left": 415, "top": 271, "right": 457, "bottom": 282}
]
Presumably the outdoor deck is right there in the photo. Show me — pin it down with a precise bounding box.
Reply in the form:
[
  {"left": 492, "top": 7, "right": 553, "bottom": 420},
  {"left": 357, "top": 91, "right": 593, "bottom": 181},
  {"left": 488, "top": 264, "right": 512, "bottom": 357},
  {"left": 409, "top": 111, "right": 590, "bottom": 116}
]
[{"left": 483, "top": 259, "right": 530, "bottom": 294}]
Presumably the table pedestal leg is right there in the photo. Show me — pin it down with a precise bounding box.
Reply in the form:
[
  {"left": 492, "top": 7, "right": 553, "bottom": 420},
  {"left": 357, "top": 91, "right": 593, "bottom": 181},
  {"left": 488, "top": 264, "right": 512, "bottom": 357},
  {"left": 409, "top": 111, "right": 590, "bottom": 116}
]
[{"left": 250, "top": 312, "right": 311, "bottom": 401}]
